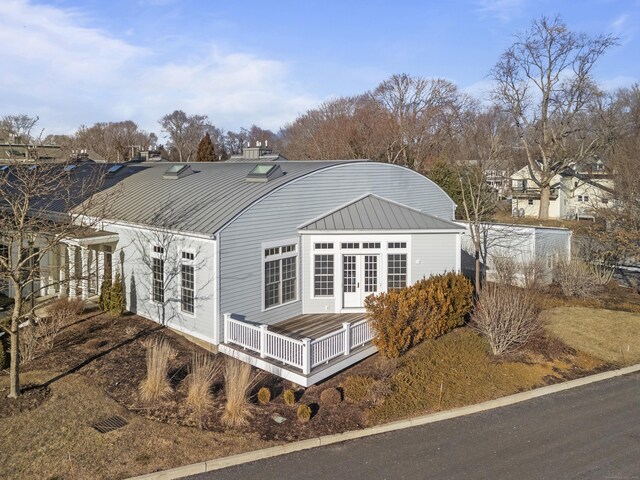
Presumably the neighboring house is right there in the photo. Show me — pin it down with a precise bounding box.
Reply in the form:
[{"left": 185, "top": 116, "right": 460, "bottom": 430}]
[
  {"left": 0, "top": 142, "right": 62, "bottom": 162},
  {"left": 2, "top": 160, "right": 463, "bottom": 385},
  {"left": 510, "top": 161, "right": 615, "bottom": 220},
  {"left": 226, "top": 142, "right": 287, "bottom": 162},
  {"left": 459, "top": 221, "right": 571, "bottom": 285}
]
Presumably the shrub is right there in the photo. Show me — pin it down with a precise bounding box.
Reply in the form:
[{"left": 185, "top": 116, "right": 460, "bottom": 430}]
[
  {"left": 186, "top": 353, "right": 221, "bottom": 426},
  {"left": 47, "top": 297, "right": 84, "bottom": 325},
  {"left": 98, "top": 277, "right": 112, "bottom": 312},
  {"left": 221, "top": 357, "right": 253, "bottom": 428},
  {"left": 283, "top": 388, "right": 296, "bottom": 406},
  {"left": 319, "top": 387, "right": 341, "bottom": 405},
  {"left": 257, "top": 387, "right": 271, "bottom": 405},
  {"left": 365, "top": 272, "right": 473, "bottom": 358},
  {"left": 342, "top": 375, "right": 377, "bottom": 403},
  {"left": 19, "top": 315, "right": 65, "bottom": 363},
  {"left": 297, "top": 403, "right": 312, "bottom": 423},
  {"left": 471, "top": 284, "right": 542, "bottom": 355},
  {"left": 0, "top": 338, "right": 6, "bottom": 369},
  {"left": 553, "top": 258, "right": 600, "bottom": 298},
  {"left": 139, "top": 338, "right": 174, "bottom": 403},
  {"left": 109, "top": 271, "right": 126, "bottom": 317}
]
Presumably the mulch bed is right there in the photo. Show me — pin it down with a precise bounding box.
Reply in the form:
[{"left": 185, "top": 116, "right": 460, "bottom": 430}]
[
  {"left": 0, "top": 383, "right": 50, "bottom": 419},
  {"left": 15, "top": 309, "right": 383, "bottom": 442}
]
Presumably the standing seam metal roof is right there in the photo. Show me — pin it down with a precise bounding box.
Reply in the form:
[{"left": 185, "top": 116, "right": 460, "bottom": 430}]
[
  {"left": 299, "top": 194, "right": 464, "bottom": 231},
  {"left": 87, "top": 161, "right": 361, "bottom": 235}
]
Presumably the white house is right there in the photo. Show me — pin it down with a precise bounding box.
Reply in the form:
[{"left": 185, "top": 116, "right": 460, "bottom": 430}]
[
  {"left": 3, "top": 160, "right": 464, "bottom": 385},
  {"left": 510, "top": 161, "right": 615, "bottom": 220}
]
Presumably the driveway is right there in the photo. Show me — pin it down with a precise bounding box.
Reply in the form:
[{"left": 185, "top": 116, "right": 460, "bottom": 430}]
[{"left": 187, "top": 372, "right": 640, "bottom": 480}]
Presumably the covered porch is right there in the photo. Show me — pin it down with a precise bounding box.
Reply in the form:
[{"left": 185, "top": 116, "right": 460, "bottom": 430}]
[{"left": 220, "top": 312, "right": 377, "bottom": 386}]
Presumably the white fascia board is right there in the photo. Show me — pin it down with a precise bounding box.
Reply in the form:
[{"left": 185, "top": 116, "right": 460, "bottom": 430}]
[{"left": 299, "top": 229, "right": 464, "bottom": 235}]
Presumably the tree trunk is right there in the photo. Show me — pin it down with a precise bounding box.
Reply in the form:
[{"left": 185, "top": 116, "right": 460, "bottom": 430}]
[
  {"left": 475, "top": 249, "right": 481, "bottom": 295},
  {"left": 538, "top": 185, "right": 551, "bottom": 220},
  {"left": 8, "top": 286, "right": 22, "bottom": 399}
]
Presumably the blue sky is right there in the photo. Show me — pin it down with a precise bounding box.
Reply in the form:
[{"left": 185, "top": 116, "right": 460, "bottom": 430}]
[{"left": 1, "top": 0, "right": 638, "bottom": 138}]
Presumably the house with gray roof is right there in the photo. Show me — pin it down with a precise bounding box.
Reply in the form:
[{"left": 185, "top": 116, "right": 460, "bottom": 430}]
[{"left": 8, "top": 159, "right": 463, "bottom": 385}]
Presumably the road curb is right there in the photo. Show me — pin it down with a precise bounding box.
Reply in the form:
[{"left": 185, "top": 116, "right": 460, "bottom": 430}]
[{"left": 128, "top": 363, "right": 640, "bottom": 480}]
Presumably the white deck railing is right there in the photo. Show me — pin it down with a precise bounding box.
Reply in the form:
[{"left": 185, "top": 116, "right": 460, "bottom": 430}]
[{"left": 223, "top": 314, "right": 375, "bottom": 375}]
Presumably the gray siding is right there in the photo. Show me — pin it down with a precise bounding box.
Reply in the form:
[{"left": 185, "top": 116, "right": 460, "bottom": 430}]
[
  {"left": 410, "top": 233, "right": 459, "bottom": 282},
  {"left": 219, "top": 163, "right": 455, "bottom": 336},
  {"left": 535, "top": 228, "right": 572, "bottom": 264}
]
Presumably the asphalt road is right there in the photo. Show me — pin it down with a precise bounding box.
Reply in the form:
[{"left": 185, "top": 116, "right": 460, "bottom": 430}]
[{"left": 187, "top": 372, "right": 640, "bottom": 480}]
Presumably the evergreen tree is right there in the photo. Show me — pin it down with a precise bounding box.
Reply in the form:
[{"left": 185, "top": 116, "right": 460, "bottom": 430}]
[
  {"left": 109, "top": 270, "right": 126, "bottom": 317},
  {"left": 195, "top": 132, "right": 217, "bottom": 162},
  {"left": 98, "top": 276, "right": 112, "bottom": 312},
  {"left": 427, "top": 161, "right": 463, "bottom": 217}
]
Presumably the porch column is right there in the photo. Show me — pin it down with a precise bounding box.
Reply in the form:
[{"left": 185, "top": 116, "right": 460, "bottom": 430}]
[
  {"left": 80, "top": 246, "right": 89, "bottom": 300},
  {"left": 97, "top": 248, "right": 104, "bottom": 290},
  {"left": 47, "top": 249, "right": 57, "bottom": 295},
  {"left": 58, "top": 244, "right": 67, "bottom": 298},
  {"left": 67, "top": 245, "right": 77, "bottom": 298}
]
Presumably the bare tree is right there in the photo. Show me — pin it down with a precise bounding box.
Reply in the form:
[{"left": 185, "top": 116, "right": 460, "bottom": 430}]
[
  {"left": 0, "top": 119, "right": 114, "bottom": 397},
  {"left": 158, "top": 110, "right": 210, "bottom": 162},
  {"left": 75, "top": 121, "right": 157, "bottom": 162},
  {"left": 491, "top": 15, "right": 617, "bottom": 219}
]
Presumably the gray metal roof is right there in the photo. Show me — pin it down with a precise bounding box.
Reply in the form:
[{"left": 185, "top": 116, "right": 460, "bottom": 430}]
[
  {"left": 299, "top": 194, "right": 464, "bottom": 231},
  {"left": 88, "top": 161, "right": 359, "bottom": 235}
]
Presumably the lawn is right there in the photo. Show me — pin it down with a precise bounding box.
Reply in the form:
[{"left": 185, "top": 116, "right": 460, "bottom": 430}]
[
  {"left": 545, "top": 306, "right": 640, "bottom": 365},
  {"left": 0, "top": 301, "right": 621, "bottom": 479}
]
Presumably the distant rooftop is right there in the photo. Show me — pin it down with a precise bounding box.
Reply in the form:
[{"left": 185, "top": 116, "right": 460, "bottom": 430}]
[{"left": 226, "top": 141, "right": 287, "bottom": 163}]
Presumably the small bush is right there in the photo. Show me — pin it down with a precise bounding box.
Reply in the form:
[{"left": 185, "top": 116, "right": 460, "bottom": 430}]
[
  {"left": 19, "top": 315, "right": 65, "bottom": 362},
  {"left": 98, "top": 277, "right": 112, "bottom": 312},
  {"left": 257, "top": 387, "right": 271, "bottom": 405},
  {"left": 342, "top": 375, "right": 376, "bottom": 403},
  {"left": 471, "top": 284, "right": 542, "bottom": 355},
  {"left": 109, "top": 271, "right": 126, "bottom": 317},
  {"left": 0, "top": 338, "right": 6, "bottom": 369},
  {"left": 19, "top": 323, "right": 39, "bottom": 363},
  {"left": 139, "top": 338, "right": 174, "bottom": 403},
  {"left": 222, "top": 357, "right": 253, "bottom": 428},
  {"left": 283, "top": 388, "right": 296, "bottom": 406},
  {"left": 47, "top": 297, "right": 84, "bottom": 325},
  {"left": 319, "top": 387, "right": 341, "bottom": 405},
  {"left": 297, "top": 403, "right": 312, "bottom": 423},
  {"left": 186, "top": 353, "right": 221, "bottom": 426},
  {"left": 365, "top": 272, "right": 473, "bottom": 358},
  {"left": 553, "top": 258, "right": 600, "bottom": 298}
]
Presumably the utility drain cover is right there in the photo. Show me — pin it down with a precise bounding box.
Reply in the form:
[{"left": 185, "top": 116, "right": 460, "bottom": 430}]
[{"left": 92, "top": 415, "right": 128, "bottom": 433}]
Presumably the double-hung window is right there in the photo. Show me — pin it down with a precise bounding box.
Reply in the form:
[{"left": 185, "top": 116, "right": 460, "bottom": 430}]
[
  {"left": 264, "top": 243, "right": 297, "bottom": 309},
  {"left": 387, "top": 253, "right": 407, "bottom": 291},
  {"left": 151, "top": 245, "right": 164, "bottom": 303},
  {"left": 181, "top": 251, "right": 195, "bottom": 314}
]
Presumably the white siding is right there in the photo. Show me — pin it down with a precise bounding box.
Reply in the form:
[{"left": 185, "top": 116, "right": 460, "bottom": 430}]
[
  {"left": 103, "top": 222, "right": 217, "bottom": 343},
  {"left": 410, "top": 233, "right": 459, "bottom": 282},
  {"left": 219, "top": 163, "right": 456, "bottom": 338}
]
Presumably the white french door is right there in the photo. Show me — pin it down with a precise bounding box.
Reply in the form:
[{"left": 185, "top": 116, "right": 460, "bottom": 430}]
[{"left": 342, "top": 254, "right": 379, "bottom": 308}]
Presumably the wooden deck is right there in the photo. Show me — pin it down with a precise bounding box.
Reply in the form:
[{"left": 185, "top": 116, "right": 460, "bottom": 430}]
[{"left": 270, "top": 313, "right": 367, "bottom": 340}]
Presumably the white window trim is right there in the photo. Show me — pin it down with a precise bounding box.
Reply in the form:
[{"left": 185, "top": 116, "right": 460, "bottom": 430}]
[
  {"left": 308, "top": 234, "right": 411, "bottom": 312},
  {"left": 179, "top": 247, "right": 196, "bottom": 317},
  {"left": 150, "top": 244, "right": 165, "bottom": 304},
  {"left": 261, "top": 237, "right": 300, "bottom": 312}
]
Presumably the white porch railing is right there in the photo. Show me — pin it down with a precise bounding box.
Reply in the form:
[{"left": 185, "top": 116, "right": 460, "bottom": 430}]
[{"left": 223, "top": 314, "right": 375, "bottom": 375}]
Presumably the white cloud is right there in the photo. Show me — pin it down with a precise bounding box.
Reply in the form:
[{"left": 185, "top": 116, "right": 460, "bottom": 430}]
[
  {"left": 0, "top": 0, "right": 319, "bottom": 135},
  {"left": 476, "top": 0, "right": 524, "bottom": 22}
]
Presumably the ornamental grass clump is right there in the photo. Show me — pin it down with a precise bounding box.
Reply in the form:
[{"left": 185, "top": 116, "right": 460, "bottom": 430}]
[
  {"left": 283, "top": 388, "right": 296, "bottom": 406},
  {"left": 221, "top": 357, "right": 253, "bottom": 428},
  {"left": 139, "top": 338, "right": 174, "bottom": 403},
  {"left": 186, "top": 353, "right": 221, "bottom": 425}
]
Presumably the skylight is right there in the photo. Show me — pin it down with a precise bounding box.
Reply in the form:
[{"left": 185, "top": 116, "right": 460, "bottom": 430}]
[
  {"left": 0, "top": 165, "right": 9, "bottom": 173},
  {"left": 166, "top": 164, "right": 189, "bottom": 174},
  {"left": 106, "top": 163, "right": 125, "bottom": 177},
  {"left": 64, "top": 165, "right": 77, "bottom": 172},
  {"left": 246, "top": 164, "right": 284, "bottom": 183},
  {"left": 162, "top": 164, "right": 193, "bottom": 180}
]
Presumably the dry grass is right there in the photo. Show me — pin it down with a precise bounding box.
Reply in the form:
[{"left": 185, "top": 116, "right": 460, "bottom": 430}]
[
  {"left": 186, "top": 354, "right": 221, "bottom": 425},
  {"left": 221, "top": 357, "right": 253, "bottom": 428},
  {"left": 139, "top": 338, "right": 174, "bottom": 403},
  {"left": 366, "top": 328, "right": 575, "bottom": 425},
  {"left": 0, "top": 372, "right": 275, "bottom": 480},
  {"left": 545, "top": 307, "right": 640, "bottom": 365}
]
